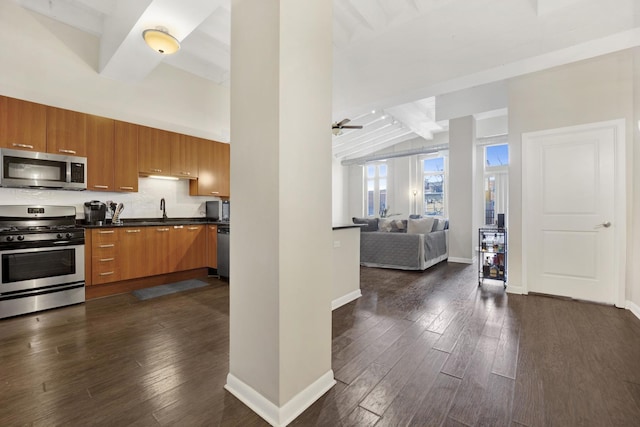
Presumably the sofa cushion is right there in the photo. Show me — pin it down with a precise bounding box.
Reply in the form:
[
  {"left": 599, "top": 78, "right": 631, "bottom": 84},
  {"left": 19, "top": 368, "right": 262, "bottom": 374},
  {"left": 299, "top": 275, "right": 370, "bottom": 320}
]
[
  {"left": 378, "top": 218, "right": 406, "bottom": 232},
  {"left": 433, "top": 217, "right": 447, "bottom": 231},
  {"left": 407, "top": 217, "right": 435, "bottom": 234},
  {"left": 352, "top": 217, "right": 378, "bottom": 232}
]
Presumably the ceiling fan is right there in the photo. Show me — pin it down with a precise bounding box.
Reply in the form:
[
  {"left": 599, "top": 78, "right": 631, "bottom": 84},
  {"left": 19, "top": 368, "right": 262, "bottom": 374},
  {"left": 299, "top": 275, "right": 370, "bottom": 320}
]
[{"left": 332, "top": 118, "right": 363, "bottom": 135}]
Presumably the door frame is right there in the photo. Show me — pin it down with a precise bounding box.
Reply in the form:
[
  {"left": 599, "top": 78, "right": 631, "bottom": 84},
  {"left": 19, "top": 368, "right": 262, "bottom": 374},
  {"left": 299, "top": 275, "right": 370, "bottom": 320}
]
[{"left": 522, "top": 119, "right": 626, "bottom": 307}]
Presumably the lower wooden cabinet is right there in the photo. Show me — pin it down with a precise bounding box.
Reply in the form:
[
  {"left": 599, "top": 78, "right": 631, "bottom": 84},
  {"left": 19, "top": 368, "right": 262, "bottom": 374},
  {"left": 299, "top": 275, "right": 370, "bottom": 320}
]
[
  {"left": 87, "top": 224, "right": 207, "bottom": 286},
  {"left": 90, "top": 229, "right": 120, "bottom": 285},
  {"left": 170, "top": 225, "right": 206, "bottom": 271},
  {"left": 118, "top": 227, "right": 149, "bottom": 280}
]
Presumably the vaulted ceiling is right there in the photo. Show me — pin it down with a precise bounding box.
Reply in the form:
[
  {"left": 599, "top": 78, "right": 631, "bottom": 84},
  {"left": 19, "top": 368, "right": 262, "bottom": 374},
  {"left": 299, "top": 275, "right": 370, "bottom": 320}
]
[{"left": 12, "top": 0, "right": 640, "bottom": 160}]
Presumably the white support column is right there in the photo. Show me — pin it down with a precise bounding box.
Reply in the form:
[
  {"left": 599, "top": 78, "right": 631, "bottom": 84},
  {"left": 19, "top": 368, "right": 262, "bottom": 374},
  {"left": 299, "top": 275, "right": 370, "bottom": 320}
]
[
  {"left": 448, "top": 116, "right": 476, "bottom": 263},
  {"left": 227, "top": 1, "right": 335, "bottom": 426}
]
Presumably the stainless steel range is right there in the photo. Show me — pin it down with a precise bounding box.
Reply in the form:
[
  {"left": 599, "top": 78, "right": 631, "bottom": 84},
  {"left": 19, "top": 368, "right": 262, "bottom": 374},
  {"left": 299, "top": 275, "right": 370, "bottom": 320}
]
[{"left": 0, "top": 205, "right": 85, "bottom": 319}]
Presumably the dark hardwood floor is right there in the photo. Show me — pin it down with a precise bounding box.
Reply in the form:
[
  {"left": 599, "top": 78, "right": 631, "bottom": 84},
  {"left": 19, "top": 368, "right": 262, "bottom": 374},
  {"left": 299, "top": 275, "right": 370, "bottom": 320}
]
[{"left": 2, "top": 262, "right": 640, "bottom": 426}]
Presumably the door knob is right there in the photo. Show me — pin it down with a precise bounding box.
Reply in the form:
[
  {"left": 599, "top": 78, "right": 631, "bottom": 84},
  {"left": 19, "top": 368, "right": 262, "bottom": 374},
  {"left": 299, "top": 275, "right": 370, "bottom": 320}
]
[{"left": 596, "top": 221, "right": 612, "bottom": 228}]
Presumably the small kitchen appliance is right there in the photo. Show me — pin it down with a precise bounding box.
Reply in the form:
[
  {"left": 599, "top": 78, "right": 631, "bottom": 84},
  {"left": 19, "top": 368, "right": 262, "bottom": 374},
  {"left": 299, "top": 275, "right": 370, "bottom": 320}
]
[
  {"left": 83, "top": 200, "right": 107, "bottom": 225},
  {"left": 205, "top": 201, "right": 219, "bottom": 221}
]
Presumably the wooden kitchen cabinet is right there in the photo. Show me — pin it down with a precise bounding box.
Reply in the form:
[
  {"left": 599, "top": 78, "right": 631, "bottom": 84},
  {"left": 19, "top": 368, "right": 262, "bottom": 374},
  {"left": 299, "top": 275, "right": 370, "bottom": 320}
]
[
  {"left": 147, "top": 226, "right": 172, "bottom": 276},
  {"left": 207, "top": 225, "right": 218, "bottom": 268},
  {"left": 138, "top": 126, "right": 173, "bottom": 176},
  {"left": 114, "top": 121, "right": 139, "bottom": 192},
  {"left": 0, "top": 95, "right": 47, "bottom": 152},
  {"left": 118, "top": 227, "right": 149, "bottom": 280},
  {"left": 214, "top": 142, "right": 230, "bottom": 197},
  {"left": 170, "top": 225, "right": 206, "bottom": 271},
  {"left": 86, "top": 115, "right": 115, "bottom": 191},
  {"left": 46, "top": 106, "right": 87, "bottom": 157},
  {"left": 189, "top": 139, "right": 230, "bottom": 197},
  {"left": 90, "top": 229, "right": 121, "bottom": 285},
  {"left": 171, "top": 135, "right": 199, "bottom": 179}
]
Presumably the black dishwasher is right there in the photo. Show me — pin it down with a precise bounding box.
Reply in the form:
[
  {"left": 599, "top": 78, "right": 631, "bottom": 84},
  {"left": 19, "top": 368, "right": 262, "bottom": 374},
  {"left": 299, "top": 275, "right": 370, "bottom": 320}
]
[{"left": 217, "top": 225, "right": 230, "bottom": 278}]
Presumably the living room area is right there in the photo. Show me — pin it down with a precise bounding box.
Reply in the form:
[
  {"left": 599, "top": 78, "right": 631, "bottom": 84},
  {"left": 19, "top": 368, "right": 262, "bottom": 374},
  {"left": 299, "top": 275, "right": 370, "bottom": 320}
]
[{"left": 2, "top": 0, "right": 640, "bottom": 426}]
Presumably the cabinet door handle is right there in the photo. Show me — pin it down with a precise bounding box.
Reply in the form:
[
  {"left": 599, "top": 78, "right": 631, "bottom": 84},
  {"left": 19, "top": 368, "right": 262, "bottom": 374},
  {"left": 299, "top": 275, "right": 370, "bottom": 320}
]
[
  {"left": 119, "top": 186, "right": 134, "bottom": 190},
  {"left": 58, "top": 149, "right": 77, "bottom": 154},
  {"left": 99, "top": 271, "right": 115, "bottom": 276},
  {"left": 93, "top": 185, "right": 109, "bottom": 189},
  {"left": 209, "top": 226, "right": 217, "bottom": 231},
  {"left": 157, "top": 228, "right": 169, "bottom": 232},
  {"left": 12, "top": 143, "right": 34, "bottom": 149},
  {"left": 210, "top": 192, "right": 219, "bottom": 194},
  {"left": 126, "top": 229, "right": 141, "bottom": 233},
  {"left": 188, "top": 227, "right": 199, "bottom": 230},
  {"left": 173, "top": 225, "right": 184, "bottom": 229},
  {"left": 98, "top": 244, "right": 115, "bottom": 248},
  {"left": 180, "top": 171, "right": 191, "bottom": 176},
  {"left": 151, "top": 168, "right": 162, "bottom": 173},
  {"left": 98, "top": 230, "right": 115, "bottom": 234},
  {"left": 99, "top": 258, "right": 115, "bottom": 262}
]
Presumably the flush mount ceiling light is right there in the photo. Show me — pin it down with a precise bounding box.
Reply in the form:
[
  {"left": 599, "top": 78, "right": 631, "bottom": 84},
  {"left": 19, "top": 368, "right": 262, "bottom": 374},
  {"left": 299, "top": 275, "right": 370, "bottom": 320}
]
[{"left": 142, "top": 27, "right": 180, "bottom": 54}]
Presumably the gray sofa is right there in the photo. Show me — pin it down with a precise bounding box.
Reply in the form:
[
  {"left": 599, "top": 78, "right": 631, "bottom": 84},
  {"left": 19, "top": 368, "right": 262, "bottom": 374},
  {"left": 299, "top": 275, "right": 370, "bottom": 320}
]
[{"left": 353, "top": 217, "right": 449, "bottom": 270}]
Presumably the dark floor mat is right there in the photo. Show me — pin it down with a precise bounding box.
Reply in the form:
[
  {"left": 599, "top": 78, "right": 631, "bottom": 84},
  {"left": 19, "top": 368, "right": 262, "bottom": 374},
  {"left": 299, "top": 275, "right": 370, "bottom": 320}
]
[{"left": 132, "top": 279, "right": 209, "bottom": 300}]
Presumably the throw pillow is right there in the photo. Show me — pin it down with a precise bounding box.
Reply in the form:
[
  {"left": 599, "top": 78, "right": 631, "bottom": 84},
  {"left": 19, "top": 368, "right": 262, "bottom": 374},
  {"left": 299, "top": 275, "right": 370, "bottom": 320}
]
[
  {"left": 434, "top": 217, "right": 446, "bottom": 231},
  {"left": 352, "top": 217, "right": 378, "bottom": 232},
  {"left": 378, "top": 218, "right": 406, "bottom": 232},
  {"left": 407, "top": 217, "right": 435, "bottom": 234}
]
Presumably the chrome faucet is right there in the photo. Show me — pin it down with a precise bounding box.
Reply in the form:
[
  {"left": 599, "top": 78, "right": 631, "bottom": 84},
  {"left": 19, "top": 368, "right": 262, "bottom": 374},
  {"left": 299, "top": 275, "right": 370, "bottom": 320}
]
[{"left": 160, "top": 198, "right": 167, "bottom": 220}]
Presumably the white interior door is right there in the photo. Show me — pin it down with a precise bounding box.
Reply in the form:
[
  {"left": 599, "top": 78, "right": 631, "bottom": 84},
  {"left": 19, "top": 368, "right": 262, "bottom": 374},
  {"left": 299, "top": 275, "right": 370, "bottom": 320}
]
[{"left": 522, "top": 120, "right": 625, "bottom": 305}]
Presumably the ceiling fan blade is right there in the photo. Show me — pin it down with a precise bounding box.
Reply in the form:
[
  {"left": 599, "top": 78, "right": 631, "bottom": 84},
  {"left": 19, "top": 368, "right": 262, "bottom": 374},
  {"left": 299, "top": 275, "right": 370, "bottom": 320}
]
[
  {"left": 341, "top": 125, "right": 363, "bottom": 129},
  {"left": 336, "top": 118, "right": 351, "bottom": 127}
]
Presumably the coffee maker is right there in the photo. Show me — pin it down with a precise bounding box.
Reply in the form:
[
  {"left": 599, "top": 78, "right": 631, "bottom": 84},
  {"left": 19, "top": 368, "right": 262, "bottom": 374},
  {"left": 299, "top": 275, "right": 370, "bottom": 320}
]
[{"left": 84, "top": 200, "right": 107, "bottom": 225}]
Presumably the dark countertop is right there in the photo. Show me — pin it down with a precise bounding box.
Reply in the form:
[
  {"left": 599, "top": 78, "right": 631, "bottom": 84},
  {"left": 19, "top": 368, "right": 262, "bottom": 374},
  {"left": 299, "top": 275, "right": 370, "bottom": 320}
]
[
  {"left": 80, "top": 218, "right": 230, "bottom": 228},
  {"left": 332, "top": 224, "right": 363, "bottom": 230}
]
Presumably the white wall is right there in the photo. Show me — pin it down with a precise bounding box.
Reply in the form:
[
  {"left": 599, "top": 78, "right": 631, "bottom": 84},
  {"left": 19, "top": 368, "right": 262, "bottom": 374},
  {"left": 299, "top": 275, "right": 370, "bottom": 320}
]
[
  {"left": 332, "top": 156, "right": 349, "bottom": 224},
  {"left": 508, "top": 49, "right": 638, "bottom": 309},
  {"left": 448, "top": 116, "right": 475, "bottom": 263},
  {"left": 229, "top": 0, "right": 333, "bottom": 412},
  {"left": 0, "top": 1, "right": 230, "bottom": 219}
]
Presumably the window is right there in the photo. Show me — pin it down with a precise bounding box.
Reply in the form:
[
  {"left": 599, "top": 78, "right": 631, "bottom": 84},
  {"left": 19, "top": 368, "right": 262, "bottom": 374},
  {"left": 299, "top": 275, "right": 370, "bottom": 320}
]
[
  {"left": 365, "top": 162, "right": 388, "bottom": 216},
  {"left": 422, "top": 156, "right": 445, "bottom": 216},
  {"left": 484, "top": 144, "right": 508, "bottom": 226}
]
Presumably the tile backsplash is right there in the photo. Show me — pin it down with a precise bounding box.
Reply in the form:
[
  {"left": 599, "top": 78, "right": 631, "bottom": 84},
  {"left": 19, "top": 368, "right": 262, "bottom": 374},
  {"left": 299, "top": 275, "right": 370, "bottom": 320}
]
[{"left": 0, "top": 178, "right": 217, "bottom": 220}]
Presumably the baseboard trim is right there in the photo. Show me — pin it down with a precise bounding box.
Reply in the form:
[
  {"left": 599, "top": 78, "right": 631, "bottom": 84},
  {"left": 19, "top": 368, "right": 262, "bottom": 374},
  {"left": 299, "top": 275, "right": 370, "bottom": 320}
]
[
  {"left": 225, "top": 370, "right": 336, "bottom": 427},
  {"left": 332, "top": 289, "right": 362, "bottom": 310},
  {"left": 448, "top": 257, "right": 473, "bottom": 264},
  {"left": 626, "top": 300, "right": 640, "bottom": 321},
  {"left": 506, "top": 284, "right": 527, "bottom": 295}
]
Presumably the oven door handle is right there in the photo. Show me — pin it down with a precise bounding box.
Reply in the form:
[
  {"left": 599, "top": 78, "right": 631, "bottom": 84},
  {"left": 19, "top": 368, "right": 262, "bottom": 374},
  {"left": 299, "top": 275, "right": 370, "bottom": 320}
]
[{"left": 53, "top": 241, "right": 71, "bottom": 244}]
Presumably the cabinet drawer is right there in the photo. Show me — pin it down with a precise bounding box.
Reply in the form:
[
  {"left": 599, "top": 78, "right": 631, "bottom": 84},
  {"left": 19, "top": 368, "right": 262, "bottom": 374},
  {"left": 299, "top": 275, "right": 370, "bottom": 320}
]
[
  {"left": 92, "top": 243, "right": 117, "bottom": 258},
  {"left": 92, "top": 229, "right": 118, "bottom": 244},
  {"left": 91, "top": 258, "right": 120, "bottom": 284}
]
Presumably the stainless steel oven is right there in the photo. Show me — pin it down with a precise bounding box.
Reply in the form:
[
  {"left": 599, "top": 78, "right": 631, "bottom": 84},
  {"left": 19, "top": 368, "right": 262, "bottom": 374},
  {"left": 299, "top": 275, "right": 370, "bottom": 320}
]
[{"left": 0, "top": 205, "right": 85, "bottom": 319}]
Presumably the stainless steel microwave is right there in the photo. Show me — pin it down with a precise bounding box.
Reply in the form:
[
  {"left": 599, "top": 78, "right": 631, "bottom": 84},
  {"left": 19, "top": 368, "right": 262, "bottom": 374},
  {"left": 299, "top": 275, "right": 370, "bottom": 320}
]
[{"left": 0, "top": 148, "right": 87, "bottom": 190}]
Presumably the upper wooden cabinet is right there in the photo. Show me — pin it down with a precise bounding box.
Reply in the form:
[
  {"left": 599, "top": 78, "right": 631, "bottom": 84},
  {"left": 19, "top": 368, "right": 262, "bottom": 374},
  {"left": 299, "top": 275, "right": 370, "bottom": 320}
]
[
  {"left": 214, "top": 142, "right": 230, "bottom": 198},
  {"left": 46, "top": 106, "right": 87, "bottom": 157},
  {"left": 189, "top": 139, "right": 230, "bottom": 198},
  {"left": 86, "top": 115, "right": 115, "bottom": 191},
  {"left": 0, "top": 95, "right": 47, "bottom": 152},
  {"left": 171, "top": 135, "right": 199, "bottom": 179},
  {"left": 138, "top": 126, "right": 173, "bottom": 176},
  {"left": 114, "top": 121, "right": 139, "bottom": 192}
]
